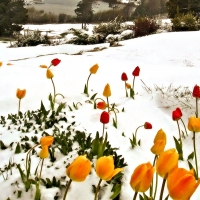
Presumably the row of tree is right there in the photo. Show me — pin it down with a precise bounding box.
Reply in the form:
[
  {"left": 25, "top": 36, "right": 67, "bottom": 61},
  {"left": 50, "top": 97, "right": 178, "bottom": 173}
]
[{"left": 0, "top": 0, "right": 200, "bottom": 37}]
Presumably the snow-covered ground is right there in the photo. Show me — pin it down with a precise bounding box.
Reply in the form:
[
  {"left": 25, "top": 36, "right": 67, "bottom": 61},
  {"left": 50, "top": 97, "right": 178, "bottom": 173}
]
[{"left": 0, "top": 23, "right": 200, "bottom": 200}]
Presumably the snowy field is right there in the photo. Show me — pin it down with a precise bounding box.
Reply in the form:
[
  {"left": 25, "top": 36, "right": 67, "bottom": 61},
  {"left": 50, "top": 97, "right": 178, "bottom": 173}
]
[{"left": 0, "top": 23, "right": 200, "bottom": 200}]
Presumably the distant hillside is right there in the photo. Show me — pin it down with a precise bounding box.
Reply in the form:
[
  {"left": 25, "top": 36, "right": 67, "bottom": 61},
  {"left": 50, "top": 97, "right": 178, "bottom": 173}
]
[{"left": 26, "top": 0, "right": 112, "bottom": 16}]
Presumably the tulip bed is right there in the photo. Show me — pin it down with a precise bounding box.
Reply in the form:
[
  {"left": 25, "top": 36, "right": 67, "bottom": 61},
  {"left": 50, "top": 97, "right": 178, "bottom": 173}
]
[{"left": 0, "top": 59, "right": 200, "bottom": 200}]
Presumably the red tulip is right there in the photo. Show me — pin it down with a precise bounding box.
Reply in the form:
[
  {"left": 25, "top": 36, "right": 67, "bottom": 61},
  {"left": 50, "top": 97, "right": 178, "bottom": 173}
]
[
  {"left": 144, "top": 122, "right": 152, "bottom": 129},
  {"left": 193, "top": 85, "right": 200, "bottom": 98},
  {"left": 132, "top": 66, "right": 140, "bottom": 76},
  {"left": 100, "top": 111, "right": 109, "bottom": 124},
  {"left": 121, "top": 72, "right": 128, "bottom": 81},
  {"left": 172, "top": 107, "right": 182, "bottom": 121},
  {"left": 51, "top": 58, "right": 61, "bottom": 66}
]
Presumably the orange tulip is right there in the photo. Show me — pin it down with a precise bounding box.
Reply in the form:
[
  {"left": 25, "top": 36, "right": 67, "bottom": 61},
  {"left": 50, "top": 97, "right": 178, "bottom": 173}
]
[
  {"left": 89, "top": 64, "right": 99, "bottom": 74},
  {"left": 40, "top": 136, "right": 54, "bottom": 147},
  {"left": 126, "top": 83, "right": 131, "bottom": 89},
  {"left": 167, "top": 168, "right": 200, "bottom": 200},
  {"left": 156, "top": 148, "right": 178, "bottom": 178},
  {"left": 39, "top": 145, "right": 49, "bottom": 159},
  {"left": 97, "top": 102, "right": 107, "bottom": 110},
  {"left": 103, "top": 84, "right": 111, "bottom": 97},
  {"left": 95, "top": 156, "right": 123, "bottom": 181},
  {"left": 151, "top": 129, "right": 167, "bottom": 155},
  {"left": 0, "top": 61, "right": 2, "bottom": 67},
  {"left": 46, "top": 69, "right": 54, "bottom": 79},
  {"left": 188, "top": 116, "right": 200, "bottom": 132},
  {"left": 130, "top": 162, "right": 155, "bottom": 192},
  {"left": 66, "top": 155, "right": 91, "bottom": 182},
  {"left": 16, "top": 89, "right": 26, "bottom": 99}
]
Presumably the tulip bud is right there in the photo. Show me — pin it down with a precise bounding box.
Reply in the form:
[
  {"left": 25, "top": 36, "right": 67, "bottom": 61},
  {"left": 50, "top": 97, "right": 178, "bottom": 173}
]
[
  {"left": 95, "top": 156, "right": 123, "bottom": 181},
  {"left": 156, "top": 148, "right": 179, "bottom": 178},
  {"left": 172, "top": 107, "right": 182, "bottom": 121},
  {"left": 100, "top": 111, "right": 109, "bottom": 124},
  {"left": 167, "top": 168, "right": 200, "bottom": 200},
  {"left": 130, "top": 162, "right": 155, "bottom": 192},
  {"left": 16, "top": 89, "right": 26, "bottom": 99},
  {"left": 51, "top": 58, "right": 61, "bottom": 66},
  {"left": 144, "top": 122, "right": 152, "bottom": 129},
  {"left": 40, "top": 136, "right": 54, "bottom": 147},
  {"left": 66, "top": 155, "right": 91, "bottom": 182},
  {"left": 192, "top": 85, "right": 200, "bottom": 98},
  {"left": 121, "top": 72, "right": 128, "bottom": 81},
  {"left": 132, "top": 66, "right": 140, "bottom": 76},
  {"left": 97, "top": 102, "right": 107, "bottom": 110},
  {"left": 46, "top": 69, "right": 54, "bottom": 79},
  {"left": 89, "top": 64, "right": 99, "bottom": 74},
  {"left": 188, "top": 116, "right": 200, "bottom": 132},
  {"left": 39, "top": 145, "right": 49, "bottom": 159},
  {"left": 103, "top": 84, "right": 111, "bottom": 97}
]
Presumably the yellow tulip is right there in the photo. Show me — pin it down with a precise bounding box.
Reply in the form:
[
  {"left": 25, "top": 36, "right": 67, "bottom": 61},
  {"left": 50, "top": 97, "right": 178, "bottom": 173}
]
[
  {"left": 39, "top": 145, "right": 49, "bottom": 159},
  {"left": 40, "top": 136, "right": 54, "bottom": 147},
  {"left": 167, "top": 168, "right": 200, "bottom": 200},
  {"left": 188, "top": 116, "right": 200, "bottom": 132},
  {"left": 95, "top": 156, "right": 123, "bottom": 181},
  {"left": 66, "top": 155, "right": 91, "bottom": 182},
  {"left": 103, "top": 84, "right": 111, "bottom": 97},
  {"left": 126, "top": 83, "right": 131, "bottom": 89},
  {"left": 46, "top": 69, "right": 54, "bottom": 79},
  {"left": 0, "top": 61, "right": 2, "bottom": 67},
  {"left": 16, "top": 88, "right": 26, "bottom": 99},
  {"left": 130, "top": 162, "right": 155, "bottom": 192},
  {"left": 89, "top": 64, "right": 99, "bottom": 74},
  {"left": 151, "top": 129, "right": 167, "bottom": 155},
  {"left": 153, "top": 129, "right": 167, "bottom": 144},
  {"left": 156, "top": 148, "right": 178, "bottom": 178},
  {"left": 151, "top": 140, "right": 166, "bottom": 155}
]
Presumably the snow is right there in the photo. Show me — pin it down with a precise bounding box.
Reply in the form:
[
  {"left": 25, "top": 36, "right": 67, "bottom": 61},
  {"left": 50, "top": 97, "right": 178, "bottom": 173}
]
[{"left": 0, "top": 23, "right": 200, "bottom": 200}]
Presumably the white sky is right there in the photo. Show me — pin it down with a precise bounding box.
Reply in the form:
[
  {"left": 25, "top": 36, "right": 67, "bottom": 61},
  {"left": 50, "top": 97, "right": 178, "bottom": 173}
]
[{"left": 0, "top": 23, "right": 200, "bottom": 200}]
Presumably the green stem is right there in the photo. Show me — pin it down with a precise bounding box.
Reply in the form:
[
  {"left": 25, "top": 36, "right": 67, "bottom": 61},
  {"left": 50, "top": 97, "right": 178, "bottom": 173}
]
[
  {"left": 133, "top": 191, "right": 138, "bottom": 200},
  {"left": 180, "top": 118, "right": 188, "bottom": 136},
  {"left": 18, "top": 99, "right": 21, "bottom": 115},
  {"left": 176, "top": 121, "right": 182, "bottom": 144},
  {"left": 55, "top": 93, "right": 65, "bottom": 98},
  {"left": 134, "top": 125, "right": 144, "bottom": 144},
  {"left": 63, "top": 179, "right": 72, "bottom": 200},
  {"left": 39, "top": 159, "right": 44, "bottom": 181},
  {"left": 94, "top": 179, "right": 102, "bottom": 200},
  {"left": 193, "top": 131, "right": 199, "bottom": 179},
  {"left": 196, "top": 97, "right": 198, "bottom": 117},
  {"left": 106, "top": 97, "right": 110, "bottom": 112},
  {"left": 153, "top": 172, "right": 158, "bottom": 200},
  {"left": 26, "top": 144, "right": 39, "bottom": 173},
  {"left": 51, "top": 78, "right": 56, "bottom": 103},
  {"left": 132, "top": 76, "right": 136, "bottom": 91},
  {"left": 102, "top": 124, "right": 105, "bottom": 140},
  {"left": 150, "top": 155, "right": 158, "bottom": 198},
  {"left": 125, "top": 81, "right": 128, "bottom": 97},
  {"left": 159, "top": 174, "right": 168, "bottom": 200},
  {"left": 86, "top": 73, "right": 92, "bottom": 97}
]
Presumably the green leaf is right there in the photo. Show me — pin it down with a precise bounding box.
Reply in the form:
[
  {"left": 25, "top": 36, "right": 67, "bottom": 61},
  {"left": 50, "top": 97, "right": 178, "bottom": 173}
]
[
  {"left": 139, "top": 194, "right": 144, "bottom": 200},
  {"left": 15, "top": 143, "right": 21, "bottom": 154},
  {"left": 34, "top": 182, "right": 41, "bottom": 200},
  {"left": 173, "top": 136, "right": 183, "bottom": 160},
  {"left": 113, "top": 118, "right": 117, "bottom": 128},
  {"left": 48, "top": 93, "right": 54, "bottom": 110},
  {"left": 16, "top": 164, "right": 25, "bottom": 183},
  {"left": 68, "top": 106, "right": 73, "bottom": 111},
  {"left": 187, "top": 161, "right": 198, "bottom": 179},
  {"left": 130, "top": 88, "right": 135, "bottom": 99},
  {"left": 56, "top": 102, "right": 66, "bottom": 115},
  {"left": 40, "top": 100, "right": 47, "bottom": 115},
  {"left": 110, "top": 183, "right": 121, "bottom": 199},
  {"left": 122, "top": 107, "right": 125, "bottom": 112},
  {"left": 187, "top": 152, "right": 194, "bottom": 160},
  {"left": 90, "top": 93, "right": 98, "bottom": 100},
  {"left": 84, "top": 84, "right": 87, "bottom": 94}
]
